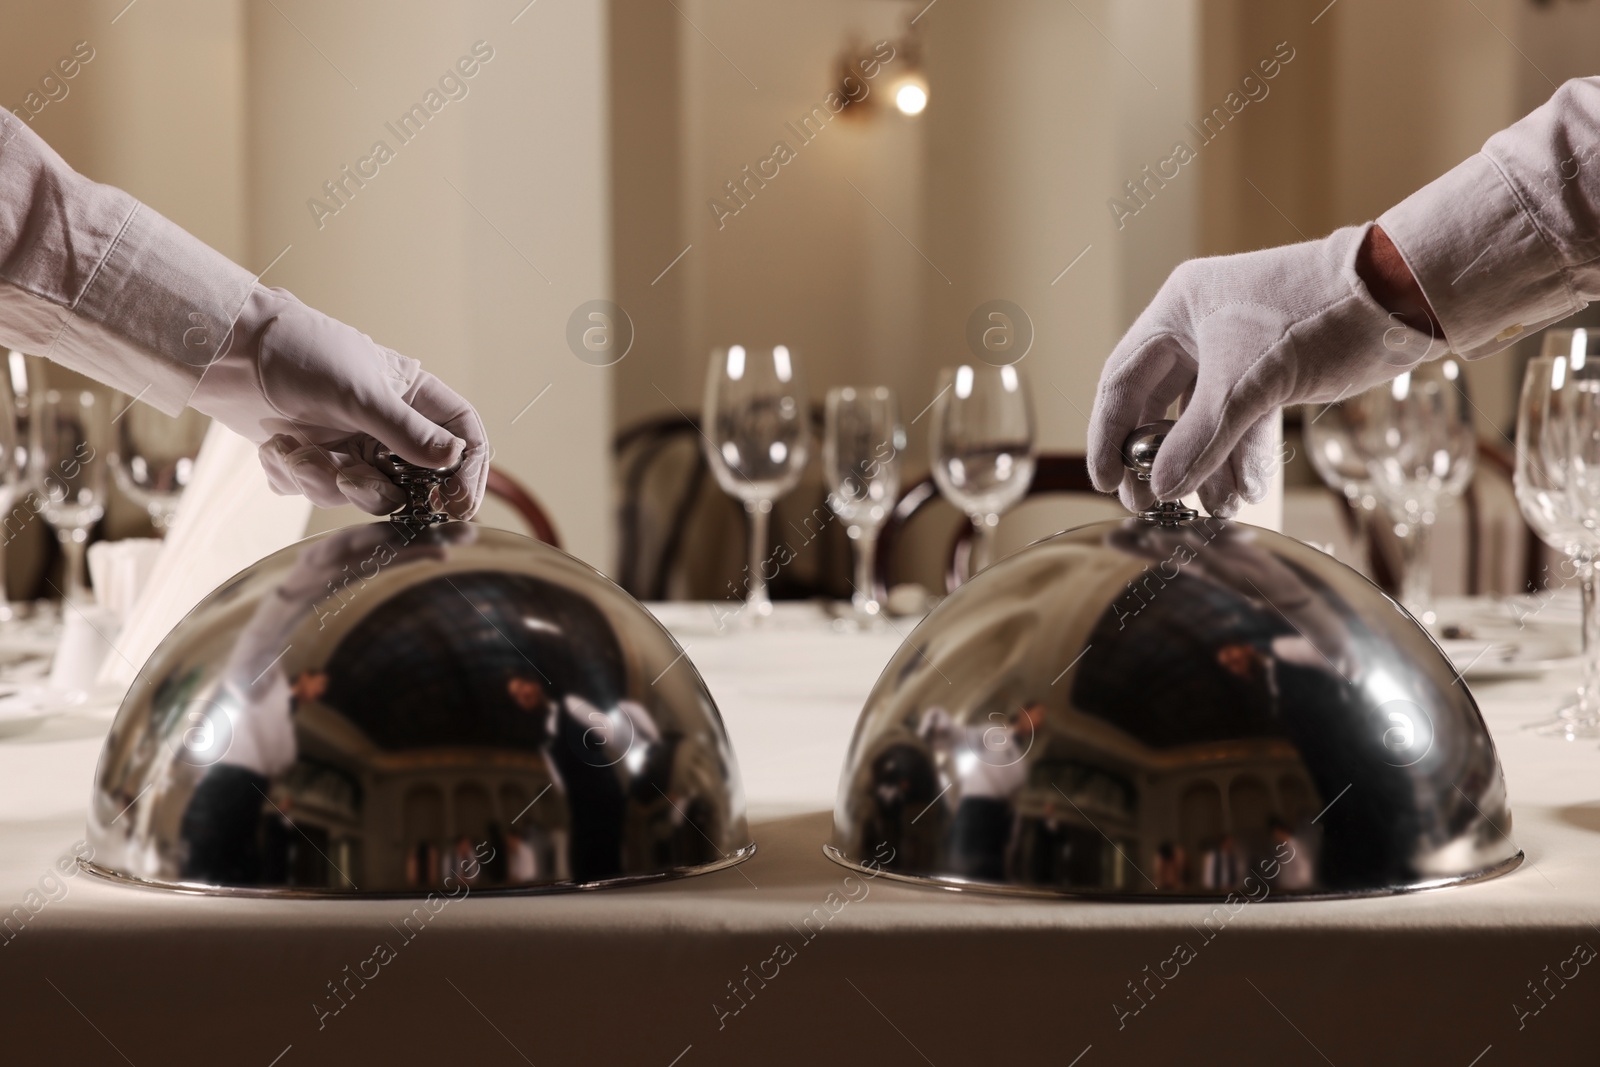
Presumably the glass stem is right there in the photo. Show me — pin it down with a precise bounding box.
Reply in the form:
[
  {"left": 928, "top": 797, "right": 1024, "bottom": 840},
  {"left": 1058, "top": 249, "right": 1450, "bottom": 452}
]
[
  {"left": 1396, "top": 516, "right": 1434, "bottom": 624},
  {"left": 1581, "top": 559, "right": 1600, "bottom": 718},
  {"left": 744, "top": 499, "right": 773, "bottom": 617},
  {"left": 969, "top": 517, "right": 997, "bottom": 580},
  {"left": 851, "top": 528, "right": 880, "bottom": 616},
  {"left": 1351, "top": 497, "right": 1374, "bottom": 577},
  {"left": 60, "top": 528, "right": 90, "bottom": 605}
]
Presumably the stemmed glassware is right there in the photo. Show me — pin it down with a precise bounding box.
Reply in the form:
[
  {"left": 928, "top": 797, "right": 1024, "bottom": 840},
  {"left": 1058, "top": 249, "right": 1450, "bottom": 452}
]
[
  {"left": 823, "top": 386, "right": 903, "bottom": 623},
  {"left": 1355, "top": 358, "right": 1477, "bottom": 625},
  {"left": 35, "top": 388, "right": 109, "bottom": 605},
  {"left": 702, "top": 344, "right": 810, "bottom": 620},
  {"left": 1514, "top": 332, "right": 1600, "bottom": 737},
  {"left": 110, "top": 396, "right": 210, "bottom": 531},
  {"left": 1303, "top": 398, "right": 1380, "bottom": 574},
  {"left": 928, "top": 364, "right": 1036, "bottom": 581}
]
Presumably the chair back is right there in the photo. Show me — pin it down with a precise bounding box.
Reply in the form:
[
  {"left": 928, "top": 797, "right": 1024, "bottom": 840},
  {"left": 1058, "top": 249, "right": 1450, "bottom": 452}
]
[
  {"left": 485, "top": 466, "right": 560, "bottom": 547},
  {"left": 876, "top": 453, "right": 1099, "bottom": 597},
  {"left": 614, "top": 415, "right": 711, "bottom": 600}
]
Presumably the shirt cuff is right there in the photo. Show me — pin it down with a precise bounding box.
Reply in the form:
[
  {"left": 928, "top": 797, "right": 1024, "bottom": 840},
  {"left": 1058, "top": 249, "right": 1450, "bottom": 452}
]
[
  {"left": 1377, "top": 152, "right": 1583, "bottom": 359},
  {"left": 0, "top": 280, "right": 202, "bottom": 416}
]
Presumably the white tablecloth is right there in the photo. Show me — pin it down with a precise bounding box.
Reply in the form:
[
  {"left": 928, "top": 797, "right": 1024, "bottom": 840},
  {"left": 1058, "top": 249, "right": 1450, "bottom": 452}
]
[{"left": 1, "top": 602, "right": 1598, "bottom": 1065}]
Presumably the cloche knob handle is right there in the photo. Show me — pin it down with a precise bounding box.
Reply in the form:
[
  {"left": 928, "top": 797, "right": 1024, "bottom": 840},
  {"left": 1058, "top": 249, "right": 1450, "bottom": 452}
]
[
  {"left": 1121, "top": 420, "right": 1174, "bottom": 482},
  {"left": 374, "top": 447, "right": 459, "bottom": 528},
  {"left": 1120, "top": 420, "right": 1198, "bottom": 525}
]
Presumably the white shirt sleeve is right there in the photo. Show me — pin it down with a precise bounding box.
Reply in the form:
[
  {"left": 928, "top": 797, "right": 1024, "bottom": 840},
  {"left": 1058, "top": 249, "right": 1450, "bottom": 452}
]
[
  {"left": 1379, "top": 77, "right": 1600, "bottom": 359},
  {"left": 0, "top": 112, "right": 254, "bottom": 413}
]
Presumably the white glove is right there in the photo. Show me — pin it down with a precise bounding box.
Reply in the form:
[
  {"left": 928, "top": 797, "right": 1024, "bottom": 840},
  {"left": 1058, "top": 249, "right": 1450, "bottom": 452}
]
[
  {"left": 1087, "top": 224, "right": 1436, "bottom": 516},
  {"left": 189, "top": 285, "right": 490, "bottom": 518}
]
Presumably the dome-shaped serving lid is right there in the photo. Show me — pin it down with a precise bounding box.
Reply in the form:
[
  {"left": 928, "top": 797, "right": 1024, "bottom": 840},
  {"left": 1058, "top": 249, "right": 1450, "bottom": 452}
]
[
  {"left": 827, "top": 422, "right": 1521, "bottom": 899},
  {"left": 84, "top": 456, "right": 751, "bottom": 895}
]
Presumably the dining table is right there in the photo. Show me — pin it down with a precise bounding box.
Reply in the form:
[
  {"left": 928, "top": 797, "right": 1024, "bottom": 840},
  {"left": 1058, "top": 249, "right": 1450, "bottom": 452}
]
[{"left": 1, "top": 599, "right": 1598, "bottom": 1066}]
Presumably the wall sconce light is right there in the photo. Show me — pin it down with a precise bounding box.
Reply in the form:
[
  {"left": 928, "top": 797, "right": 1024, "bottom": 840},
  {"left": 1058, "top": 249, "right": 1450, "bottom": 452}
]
[
  {"left": 888, "top": 68, "right": 928, "bottom": 116},
  {"left": 835, "top": 17, "right": 927, "bottom": 119}
]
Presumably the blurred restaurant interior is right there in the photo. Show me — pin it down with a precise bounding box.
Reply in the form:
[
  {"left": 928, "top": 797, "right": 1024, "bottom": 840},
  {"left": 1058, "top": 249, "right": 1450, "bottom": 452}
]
[
  {"left": 10, "top": 1, "right": 1600, "bottom": 1062},
  {"left": 4, "top": 0, "right": 1597, "bottom": 604}
]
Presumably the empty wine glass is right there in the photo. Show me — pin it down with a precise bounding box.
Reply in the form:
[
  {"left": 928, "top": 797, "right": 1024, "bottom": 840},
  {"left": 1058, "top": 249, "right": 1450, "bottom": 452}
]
[
  {"left": 702, "top": 344, "right": 809, "bottom": 620},
  {"left": 824, "top": 386, "right": 904, "bottom": 622},
  {"left": 1303, "top": 398, "right": 1380, "bottom": 573},
  {"left": 1356, "top": 359, "right": 1476, "bottom": 626},
  {"left": 1552, "top": 330, "right": 1600, "bottom": 744},
  {"left": 1514, "top": 337, "right": 1599, "bottom": 737},
  {"left": 110, "top": 395, "right": 210, "bottom": 531},
  {"left": 35, "top": 389, "right": 109, "bottom": 605},
  {"left": 929, "top": 364, "right": 1036, "bottom": 580}
]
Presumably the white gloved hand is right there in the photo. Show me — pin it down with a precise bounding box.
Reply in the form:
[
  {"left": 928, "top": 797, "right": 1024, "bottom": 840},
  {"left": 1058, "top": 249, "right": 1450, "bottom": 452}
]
[
  {"left": 1088, "top": 224, "right": 1437, "bottom": 517},
  {"left": 188, "top": 285, "right": 489, "bottom": 518}
]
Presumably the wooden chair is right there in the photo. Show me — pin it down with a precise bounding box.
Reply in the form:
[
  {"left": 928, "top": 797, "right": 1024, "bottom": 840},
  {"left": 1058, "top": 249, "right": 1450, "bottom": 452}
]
[
  {"left": 876, "top": 453, "right": 1099, "bottom": 598},
  {"left": 613, "top": 406, "right": 838, "bottom": 601},
  {"left": 485, "top": 466, "right": 561, "bottom": 547},
  {"left": 614, "top": 414, "right": 709, "bottom": 600}
]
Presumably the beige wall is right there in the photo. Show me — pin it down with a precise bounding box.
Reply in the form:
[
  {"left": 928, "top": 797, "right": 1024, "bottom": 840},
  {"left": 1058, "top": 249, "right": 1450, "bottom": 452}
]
[
  {"left": 1329, "top": 0, "right": 1520, "bottom": 223},
  {"left": 609, "top": 0, "right": 1600, "bottom": 554},
  {"left": 4, "top": 0, "right": 1598, "bottom": 588},
  {"left": 80, "top": 0, "right": 250, "bottom": 259},
  {"left": 920, "top": 0, "right": 1129, "bottom": 459},
  {"left": 1, "top": 0, "right": 615, "bottom": 570},
  {"left": 613, "top": 0, "right": 1209, "bottom": 462},
  {"left": 608, "top": 0, "right": 685, "bottom": 434},
  {"left": 1516, "top": 0, "right": 1600, "bottom": 113},
  {"left": 1197, "top": 0, "right": 1335, "bottom": 254},
  {"left": 0, "top": 0, "right": 247, "bottom": 259},
  {"left": 615, "top": 0, "right": 927, "bottom": 433},
  {"left": 247, "top": 0, "right": 613, "bottom": 566}
]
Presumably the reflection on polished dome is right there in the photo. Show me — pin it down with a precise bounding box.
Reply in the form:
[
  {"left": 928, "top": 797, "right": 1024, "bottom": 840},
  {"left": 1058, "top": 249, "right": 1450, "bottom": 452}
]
[
  {"left": 829, "top": 515, "right": 1520, "bottom": 899},
  {"left": 86, "top": 521, "right": 751, "bottom": 896}
]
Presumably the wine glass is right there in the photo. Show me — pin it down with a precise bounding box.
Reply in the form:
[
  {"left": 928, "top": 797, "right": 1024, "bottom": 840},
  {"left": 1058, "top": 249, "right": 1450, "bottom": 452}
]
[
  {"left": 35, "top": 389, "right": 109, "bottom": 605},
  {"left": 1552, "top": 328, "right": 1600, "bottom": 742},
  {"left": 929, "top": 364, "right": 1036, "bottom": 580},
  {"left": 1302, "top": 398, "right": 1380, "bottom": 573},
  {"left": 1356, "top": 359, "right": 1477, "bottom": 626},
  {"left": 701, "top": 345, "right": 810, "bottom": 620},
  {"left": 1513, "top": 337, "right": 1599, "bottom": 737},
  {"left": 110, "top": 395, "right": 210, "bottom": 531},
  {"left": 824, "top": 386, "right": 904, "bottom": 622}
]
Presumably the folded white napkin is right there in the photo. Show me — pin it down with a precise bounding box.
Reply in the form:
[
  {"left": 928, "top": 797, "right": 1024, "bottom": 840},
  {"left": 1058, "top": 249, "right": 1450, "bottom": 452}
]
[
  {"left": 86, "top": 538, "right": 162, "bottom": 623},
  {"left": 96, "top": 422, "right": 313, "bottom": 690},
  {"left": 46, "top": 537, "right": 164, "bottom": 696},
  {"left": 48, "top": 604, "right": 122, "bottom": 696}
]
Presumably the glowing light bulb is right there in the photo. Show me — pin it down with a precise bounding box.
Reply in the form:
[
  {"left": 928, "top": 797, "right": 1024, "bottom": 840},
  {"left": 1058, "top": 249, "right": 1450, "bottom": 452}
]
[{"left": 895, "top": 82, "right": 928, "bottom": 115}]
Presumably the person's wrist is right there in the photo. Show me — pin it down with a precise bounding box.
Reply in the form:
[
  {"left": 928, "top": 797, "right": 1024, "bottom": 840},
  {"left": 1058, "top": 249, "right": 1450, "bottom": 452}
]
[{"left": 1356, "top": 224, "right": 1441, "bottom": 339}]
